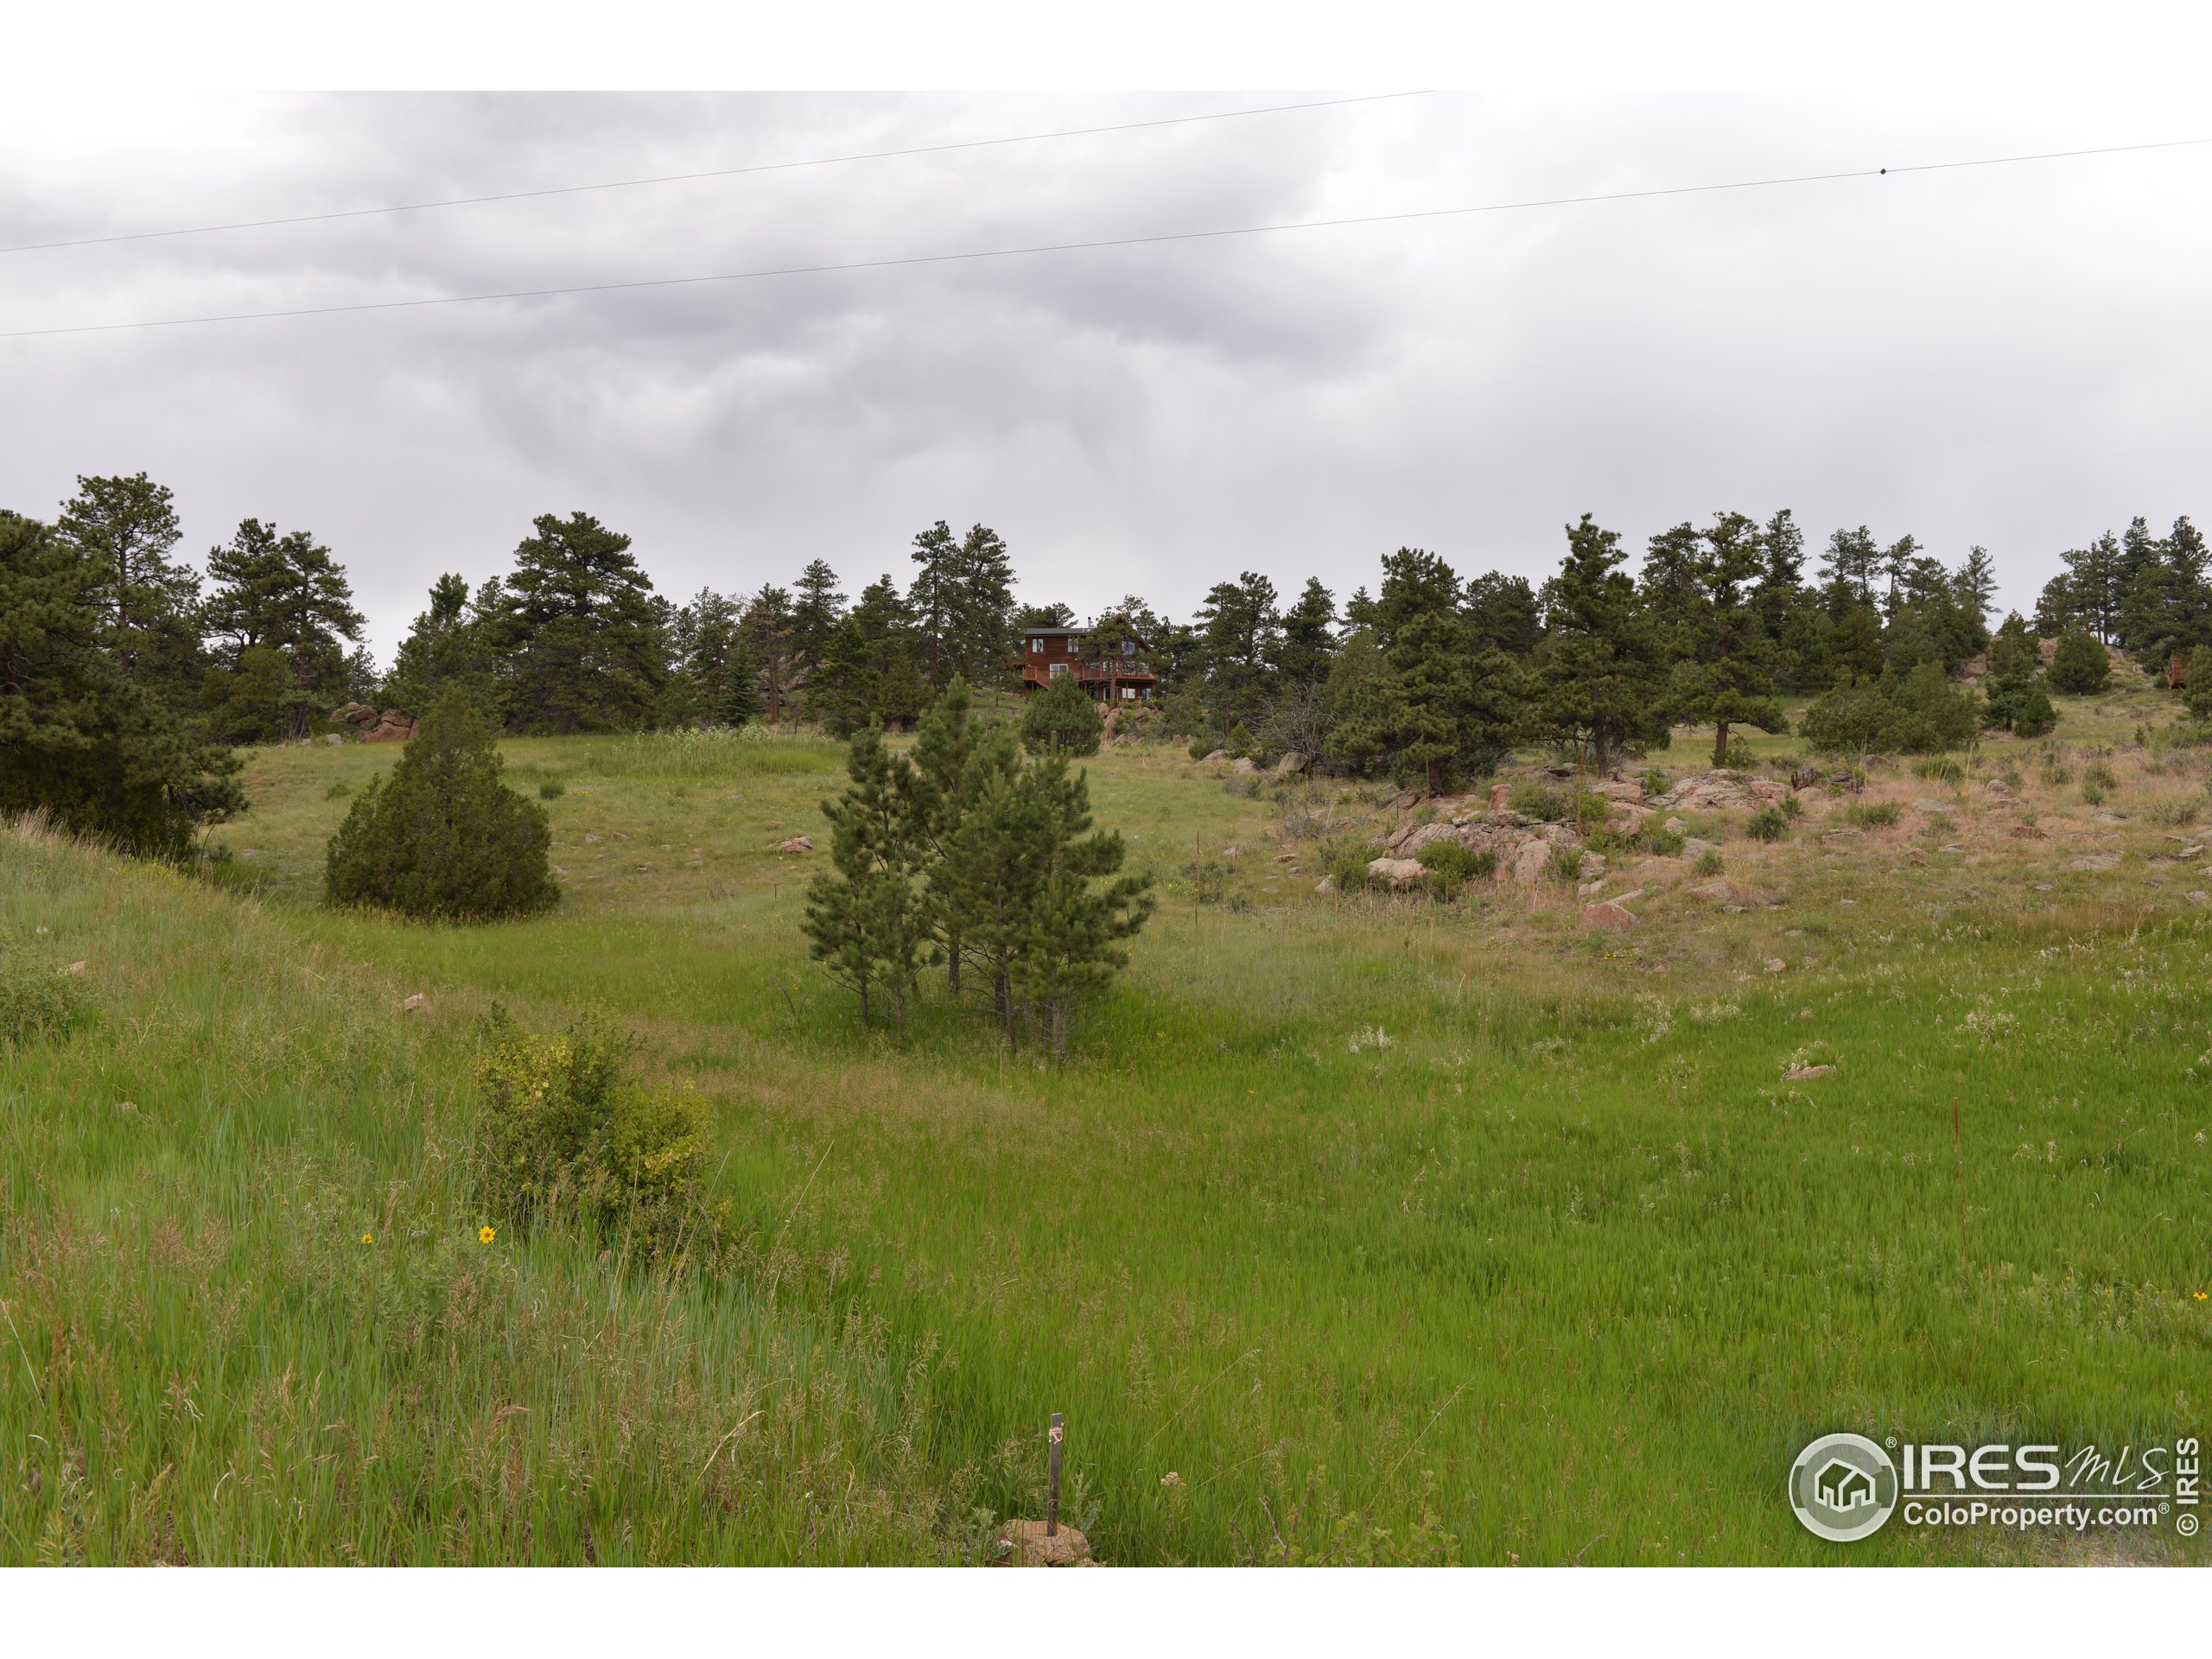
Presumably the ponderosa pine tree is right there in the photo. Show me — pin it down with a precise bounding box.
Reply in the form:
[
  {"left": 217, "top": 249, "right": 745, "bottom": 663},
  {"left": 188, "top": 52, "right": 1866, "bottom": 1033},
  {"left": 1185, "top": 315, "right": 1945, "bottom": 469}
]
[
  {"left": 718, "top": 632, "right": 765, "bottom": 726},
  {"left": 54, "top": 473, "right": 206, "bottom": 707},
  {"left": 788, "top": 559, "right": 848, "bottom": 672},
  {"left": 951, "top": 523, "right": 1018, "bottom": 689},
  {"left": 2047, "top": 628, "right": 2112, "bottom": 696},
  {"left": 1536, "top": 515, "right": 1669, "bottom": 774},
  {"left": 323, "top": 687, "right": 556, "bottom": 918},
  {"left": 1276, "top": 577, "right": 1338, "bottom": 690},
  {"left": 384, "top": 573, "right": 499, "bottom": 722},
  {"left": 800, "top": 722, "right": 928, "bottom": 1031},
  {"left": 1981, "top": 617, "right": 2057, "bottom": 736},
  {"left": 1020, "top": 669, "right": 1103, "bottom": 756},
  {"left": 484, "top": 512, "right": 666, "bottom": 732},
  {"left": 0, "top": 511, "right": 241, "bottom": 858},
  {"left": 912, "top": 677, "right": 1021, "bottom": 995},
  {"left": 200, "top": 518, "right": 365, "bottom": 741},
  {"left": 1011, "top": 756, "right": 1154, "bottom": 1060},
  {"left": 1663, "top": 511, "right": 1788, "bottom": 767}
]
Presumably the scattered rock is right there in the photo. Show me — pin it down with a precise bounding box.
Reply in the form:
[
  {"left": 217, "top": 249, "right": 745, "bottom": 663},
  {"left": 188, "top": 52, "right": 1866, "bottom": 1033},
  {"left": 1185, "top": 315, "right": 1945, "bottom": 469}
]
[
  {"left": 2090, "top": 810, "right": 2126, "bottom": 825},
  {"left": 1783, "top": 1065, "right": 1834, "bottom": 1081},
  {"left": 1764, "top": 957, "right": 1786, "bottom": 973},
  {"left": 1274, "top": 852, "right": 1296, "bottom": 864},
  {"left": 1680, "top": 836, "right": 1719, "bottom": 863},
  {"left": 65, "top": 959, "right": 87, "bottom": 976},
  {"left": 1688, "top": 880, "right": 1733, "bottom": 903},
  {"left": 323, "top": 732, "right": 345, "bottom": 746},
  {"left": 1230, "top": 757, "right": 1258, "bottom": 774},
  {"left": 1631, "top": 856, "right": 1684, "bottom": 882},
  {"left": 776, "top": 836, "right": 814, "bottom": 854},
  {"left": 2179, "top": 845, "right": 2205, "bottom": 860},
  {"left": 1911, "top": 798, "right": 1952, "bottom": 812},
  {"left": 363, "top": 709, "right": 417, "bottom": 743},
  {"left": 1199, "top": 748, "right": 1228, "bottom": 763},
  {"left": 2187, "top": 891, "right": 2211, "bottom": 906},
  {"left": 1983, "top": 778, "right": 2014, "bottom": 796},
  {"left": 1511, "top": 839, "right": 1553, "bottom": 886},
  {"left": 1314, "top": 876, "right": 1337, "bottom": 894},
  {"left": 1663, "top": 817, "right": 1687, "bottom": 835},
  {"left": 2068, "top": 852, "right": 2122, "bottom": 872},
  {"left": 1367, "top": 856, "right": 1427, "bottom": 890},
  {"left": 993, "top": 1519, "right": 1092, "bottom": 1567},
  {"left": 1489, "top": 783, "right": 1512, "bottom": 810},
  {"left": 1790, "top": 766, "right": 1823, "bottom": 791},
  {"left": 334, "top": 700, "right": 378, "bottom": 728},
  {"left": 117, "top": 1100, "right": 137, "bottom": 1114},
  {"left": 2031, "top": 881, "right": 2054, "bottom": 892},
  {"left": 1821, "top": 828, "right": 1866, "bottom": 843},
  {"left": 1648, "top": 771, "right": 1789, "bottom": 812},
  {"left": 1580, "top": 900, "right": 1637, "bottom": 931},
  {"left": 1585, "top": 779, "right": 1644, "bottom": 804},
  {"left": 584, "top": 832, "right": 602, "bottom": 844},
  {"left": 401, "top": 993, "right": 428, "bottom": 1014},
  {"left": 2008, "top": 823, "right": 2044, "bottom": 840},
  {"left": 1273, "top": 751, "right": 1310, "bottom": 774},
  {"left": 1580, "top": 853, "right": 1608, "bottom": 880}
]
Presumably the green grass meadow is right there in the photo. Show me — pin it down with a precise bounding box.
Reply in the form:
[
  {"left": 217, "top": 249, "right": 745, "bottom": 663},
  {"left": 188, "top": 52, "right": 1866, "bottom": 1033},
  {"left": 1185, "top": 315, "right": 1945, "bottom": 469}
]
[{"left": 4, "top": 712, "right": 2209, "bottom": 1563}]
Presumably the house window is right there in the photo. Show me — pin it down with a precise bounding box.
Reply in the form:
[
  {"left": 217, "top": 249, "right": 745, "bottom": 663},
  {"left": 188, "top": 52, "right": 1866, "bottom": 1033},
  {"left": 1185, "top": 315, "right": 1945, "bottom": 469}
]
[
  {"left": 1049, "top": 662, "right": 1068, "bottom": 677},
  {"left": 1121, "top": 639, "right": 1136, "bottom": 657},
  {"left": 1121, "top": 686, "right": 1137, "bottom": 699},
  {"left": 1030, "top": 637, "right": 1045, "bottom": 654}
]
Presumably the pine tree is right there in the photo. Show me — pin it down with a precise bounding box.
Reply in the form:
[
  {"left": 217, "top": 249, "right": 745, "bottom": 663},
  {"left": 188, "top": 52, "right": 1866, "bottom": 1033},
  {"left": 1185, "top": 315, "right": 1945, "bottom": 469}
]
[
  {"left": 801, "top": 723, "right": 928, "bottom": 1031},
  {"left": 483, "top": 512, "right": 666, "bottom": 733},
  {"left": 1276, "top": 577, "right": 1338, "bottom": 689},
  {"left": 54, "top": 473, "right": 206, "bottom": 709},
  {"left": 0, "top": 510, "right": 242, "bottom": 858},
  {"left": 1020, "top": 670, "right": 1103, "bottom": 756},
  {"left": 1194, "top": 572, "right": 1282, "bottom": 729},
  {"left": 741, "top": 586, "right": 798, "bottom": 724},
  {"left": 912, "top": 679, "right": 1021, "bottom": 995},
  {"left": 907, "top": 520, "right": 960, "bottom": 687},
  {"left": 324, "top": 688, "right": 556, "bottom": 918},
  {"left": 718, "top": 632, "right": 764, "bottom": 726},
  {"left": 1982, "top": 617, "right": 2056, "bottom": 737},
  {"left": 385, "top": 572, "right": 499, "bottom": 722},
  {"left": 952, "top": 523, "right": 1017, "bottom": 688},
  {"left": 789, "top": 559, "right": 848, "bottom": 671},
  {"left": 1462, "top": 571, "right": 1541, "bottom": 657},
  {"left": 1662, "top": 511, "right": 1788, "bottom": 767},
  {"left": 1535, "top": 515, "right": 1669, "bottom": 774},
  {"left": 201, "top": 518, "right": 366, "bottom": 741},
  {"left": 2047, "top": 628, "right": 2111, "bottom": 695},
  {"left": 1010, "top": 757, "right": 1154, "bottom": 1060}
]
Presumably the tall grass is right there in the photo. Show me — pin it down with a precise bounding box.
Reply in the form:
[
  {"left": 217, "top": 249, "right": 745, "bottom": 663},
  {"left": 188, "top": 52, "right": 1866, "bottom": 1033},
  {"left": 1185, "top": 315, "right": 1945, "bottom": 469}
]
[
  {"left": 9, "top": 702, "right": 2212, "bottom": 1565},
  {"left": 588, "top": 725, "right": 839, "bottom": 780}
]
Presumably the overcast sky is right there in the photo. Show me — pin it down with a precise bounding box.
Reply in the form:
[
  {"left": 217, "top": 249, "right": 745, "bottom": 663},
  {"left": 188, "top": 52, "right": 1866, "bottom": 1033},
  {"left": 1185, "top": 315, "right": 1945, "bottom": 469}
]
[{"left": 3, "top": 90, "right": 2208, "bottom": 660}]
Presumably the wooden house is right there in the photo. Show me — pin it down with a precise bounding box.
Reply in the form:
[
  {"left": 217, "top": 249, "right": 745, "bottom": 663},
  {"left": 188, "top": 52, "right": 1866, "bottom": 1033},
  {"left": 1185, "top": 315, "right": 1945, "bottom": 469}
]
[{"left": 1014, "top": 619, "right": 1160, "bottom": 704}]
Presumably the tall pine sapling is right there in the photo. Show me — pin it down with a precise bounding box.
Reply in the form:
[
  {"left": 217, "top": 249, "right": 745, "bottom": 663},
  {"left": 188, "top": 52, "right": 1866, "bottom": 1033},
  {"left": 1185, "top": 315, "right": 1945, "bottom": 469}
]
[
  {"left": 1010, "top": 756, "right": 1154, "bottom": 1059},
  {"left": 801, "top": 722, "right": 929, "bottom": 1032}
]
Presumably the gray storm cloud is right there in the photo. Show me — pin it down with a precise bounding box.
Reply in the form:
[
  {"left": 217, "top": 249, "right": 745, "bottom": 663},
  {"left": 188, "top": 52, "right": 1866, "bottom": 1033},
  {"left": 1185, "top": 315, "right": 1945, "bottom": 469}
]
[{"left": 3, "top": 91, "right": 2207, "bottom": 659}]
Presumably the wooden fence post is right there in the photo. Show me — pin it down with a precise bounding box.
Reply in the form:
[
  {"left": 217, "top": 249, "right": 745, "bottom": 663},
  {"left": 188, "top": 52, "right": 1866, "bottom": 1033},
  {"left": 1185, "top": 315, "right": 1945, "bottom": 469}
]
[{"left": 1046, "top": 1411, "right": 1064, "bottom": 1537}]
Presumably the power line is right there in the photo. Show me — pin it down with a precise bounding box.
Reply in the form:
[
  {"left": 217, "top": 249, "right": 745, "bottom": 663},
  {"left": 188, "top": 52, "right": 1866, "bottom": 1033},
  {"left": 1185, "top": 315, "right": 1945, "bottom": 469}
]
[
  {"left": 6, "top": 135, "right": 2204, "bottom": 342},
  {"left": 0, "top": 92, "right": 1428, "bottom": 257}
]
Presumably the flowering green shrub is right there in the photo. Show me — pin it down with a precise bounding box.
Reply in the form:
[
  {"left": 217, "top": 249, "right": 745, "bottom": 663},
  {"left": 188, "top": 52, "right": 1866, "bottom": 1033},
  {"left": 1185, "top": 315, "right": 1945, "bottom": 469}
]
[{"left": 473, "top": 1014, "right": 713, "bottom": 1252}]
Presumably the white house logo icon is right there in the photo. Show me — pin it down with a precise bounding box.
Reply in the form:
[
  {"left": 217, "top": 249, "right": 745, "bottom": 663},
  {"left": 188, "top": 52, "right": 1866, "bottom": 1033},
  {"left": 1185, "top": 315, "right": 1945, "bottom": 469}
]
[
  {"left": 1815, "top": 1459, "right": 1875, "bottom": 1511},
  {"left": 1790, "top": 1433, "right": 1899, "bottom": 1542}
]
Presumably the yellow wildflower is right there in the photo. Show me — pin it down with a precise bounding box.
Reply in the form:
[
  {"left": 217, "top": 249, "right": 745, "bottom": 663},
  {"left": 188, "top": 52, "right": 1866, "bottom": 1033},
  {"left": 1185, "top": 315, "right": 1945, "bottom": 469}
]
[
  {"left": 480, "top": 1225, "right": 497, "bottom": 1244},
  {"left": 360, "top": 1232, "right": 372, "bottom": 1245}
]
